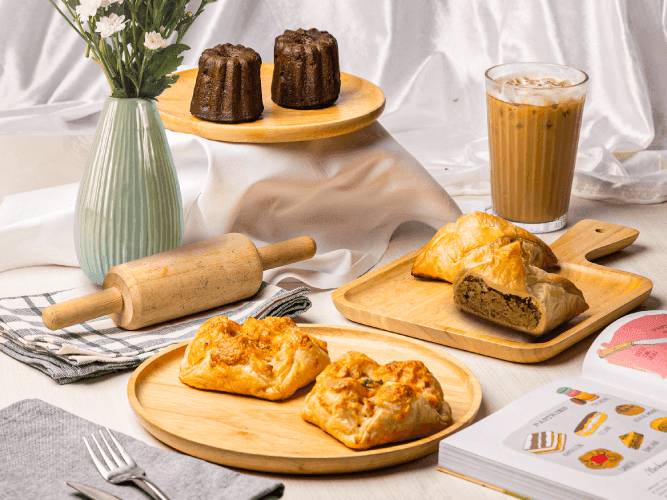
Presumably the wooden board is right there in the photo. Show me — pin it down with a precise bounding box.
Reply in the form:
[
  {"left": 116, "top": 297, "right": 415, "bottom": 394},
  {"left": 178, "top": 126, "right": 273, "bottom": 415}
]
[
  {"left": 332, "top": 220, "right": 654, "bottom": 363},
  {"left": 127, "top": 324, "right": 481, "bottom": 474},
  {"left": 155, "top": 64, "right": 386, "bottom": 143}
]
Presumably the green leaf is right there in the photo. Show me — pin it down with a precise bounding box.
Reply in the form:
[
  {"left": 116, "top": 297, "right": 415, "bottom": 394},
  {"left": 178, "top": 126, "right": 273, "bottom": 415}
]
[
  {"left": 112, "top": 88, "right": 129, "bottom": 98},
  {"left": 108, "top": 76, "right": 124, "bottom": 90},
  {"left": 126, "top": 73, "right": 141, "bottom": 90},
  {"left": 160, "top": 43, "right": 190, "bottom": 58},
  {"left": 125, "top": 77, "right": 139, "bottom": 98},
  {"left": 148, "top": 53, "right": 184, "bottom": 81}
]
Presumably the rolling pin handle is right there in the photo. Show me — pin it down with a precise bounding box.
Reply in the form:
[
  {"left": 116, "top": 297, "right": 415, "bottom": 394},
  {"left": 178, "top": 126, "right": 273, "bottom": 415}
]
[
  {"left": 257, "top": 236, "right": 317, "bottom": 271},
  {"left": 42, "top": 287, "right": 124, "bottom": 331}
]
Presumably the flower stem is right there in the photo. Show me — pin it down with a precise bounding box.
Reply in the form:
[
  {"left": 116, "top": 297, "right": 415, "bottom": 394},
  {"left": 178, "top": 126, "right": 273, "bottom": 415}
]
[
  {"left": 137, "top": 49, "right": 150, "bottom": 96},
  {"left": 98, "top": 36, "right": 119, "bottom": 93},
  {"left": 120, "top": 28, "right": 133, "bottom": 95},
  {"left": 49, "top": 0, "right": 85, "bottom": 40},
  {"left": 112, "top": 36, "right": 127, "bottom": 95},
  {"left": 176, "top": 0, "right": 212, "bottom": 44}
]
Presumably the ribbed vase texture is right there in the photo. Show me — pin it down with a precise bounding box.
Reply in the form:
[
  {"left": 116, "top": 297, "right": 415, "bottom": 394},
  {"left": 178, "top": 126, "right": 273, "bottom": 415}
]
[{"left": 75, "top": 98, "right": 183, "bottom": 285}]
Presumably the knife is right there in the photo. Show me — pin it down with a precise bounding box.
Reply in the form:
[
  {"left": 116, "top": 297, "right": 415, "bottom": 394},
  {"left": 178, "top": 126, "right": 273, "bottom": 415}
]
[
  {"left": 598, "top": 337, "right": 667, "bottom": 358},
  {"left": 67, "top": 481, "right": 123, "bottom": 500}
]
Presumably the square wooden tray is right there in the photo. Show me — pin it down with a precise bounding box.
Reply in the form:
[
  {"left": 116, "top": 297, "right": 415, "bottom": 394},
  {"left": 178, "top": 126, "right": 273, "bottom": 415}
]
[{"left": 332, "top": 220, "right": 653, "bottom": 362}]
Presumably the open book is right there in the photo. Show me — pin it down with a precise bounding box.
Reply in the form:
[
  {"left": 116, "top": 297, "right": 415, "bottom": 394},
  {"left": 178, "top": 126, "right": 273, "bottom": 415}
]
[{"left": 438, "top": 310, "right": 667, "bottom": 500}]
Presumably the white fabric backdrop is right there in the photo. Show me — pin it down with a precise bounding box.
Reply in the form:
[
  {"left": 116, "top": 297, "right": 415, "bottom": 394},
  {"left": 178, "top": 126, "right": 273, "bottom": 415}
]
[
  {"left": 0, "top": 0, "right": 666, "bottom": 288},
  {"left": 2, "top": 0, "right": 667, "bottom": 202}
]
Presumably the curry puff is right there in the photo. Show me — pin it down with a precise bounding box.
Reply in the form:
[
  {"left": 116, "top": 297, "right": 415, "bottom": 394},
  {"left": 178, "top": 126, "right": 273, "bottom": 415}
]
[
  {"left": 453, "top": 239, "right": 588, "bottom": 335},
  {"left": 411, "top": 211, "right": 557, "bottom": 282},
  {"left": 301, "top": 351, "right": 452, "bottom": 450},
  {"left": 180, "top": 316, "right": 330, "bottom": 400}
]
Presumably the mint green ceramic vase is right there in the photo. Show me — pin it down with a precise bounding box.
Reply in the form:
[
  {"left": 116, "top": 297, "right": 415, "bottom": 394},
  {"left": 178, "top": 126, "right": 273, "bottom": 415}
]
[{"left": 75, "top": 97, "right": 184, "bottom": 285}]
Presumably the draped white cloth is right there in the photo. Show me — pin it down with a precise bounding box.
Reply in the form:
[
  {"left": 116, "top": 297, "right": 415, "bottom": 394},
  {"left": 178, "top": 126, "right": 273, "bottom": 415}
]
[
  {"left": 0, "top": 0, "right": 666, "bottom": 286},
  {"left": 0, "top": 124, "right": 462, "bottom": 289}
]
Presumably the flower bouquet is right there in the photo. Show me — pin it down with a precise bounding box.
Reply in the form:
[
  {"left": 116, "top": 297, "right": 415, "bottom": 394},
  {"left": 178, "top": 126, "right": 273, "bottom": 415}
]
[
  {"left": 49, "top": 0, "right": 218, "bottom": 285},
  {"left": 50, "top": 0, "right": 217, "bottom": 99}
]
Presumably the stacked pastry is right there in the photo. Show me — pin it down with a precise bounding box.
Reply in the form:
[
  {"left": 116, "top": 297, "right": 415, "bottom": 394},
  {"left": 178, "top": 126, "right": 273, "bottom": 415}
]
[{"left": 412, "top": 212, "right": 589, "bottom": 335}]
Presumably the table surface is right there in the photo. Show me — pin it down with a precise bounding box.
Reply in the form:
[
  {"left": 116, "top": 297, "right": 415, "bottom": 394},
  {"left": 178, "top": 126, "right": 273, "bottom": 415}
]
[{"left": 1, "top": 135, "right": 665, "bottom": 500}]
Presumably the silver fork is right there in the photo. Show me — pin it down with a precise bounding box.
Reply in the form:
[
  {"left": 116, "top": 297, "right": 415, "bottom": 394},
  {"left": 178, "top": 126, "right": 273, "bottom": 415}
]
[{"left": 84, "top": 428, "right": 171, "bottom": 500}]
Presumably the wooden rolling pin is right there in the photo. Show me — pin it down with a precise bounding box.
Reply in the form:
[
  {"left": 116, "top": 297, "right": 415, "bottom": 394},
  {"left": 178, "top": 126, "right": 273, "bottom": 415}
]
[{"left": 42, "top": 233, "right": 316, "bottom": 331}]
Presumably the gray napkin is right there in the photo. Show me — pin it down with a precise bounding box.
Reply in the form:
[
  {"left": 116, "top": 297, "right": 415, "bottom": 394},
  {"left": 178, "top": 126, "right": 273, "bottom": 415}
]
[
  {"left": 0, "top": 399, "right": 284, "bottom": 499},
  {"left": 0, "top": 282, "right": 311, "bottom": 384}
]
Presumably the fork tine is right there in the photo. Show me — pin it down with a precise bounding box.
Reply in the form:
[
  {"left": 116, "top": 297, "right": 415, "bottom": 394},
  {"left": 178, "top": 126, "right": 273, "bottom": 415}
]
[
  {"left": 99, "top": 430, "right": 125, "bottom": 468},
  {"left": 83, "top": 437, "right": 108, "bottom": 475},
  {"left": 105, "top": 427, "right": 136, "bottom": 467},
  {"left": 92, "top": 434, "right": 117, "bottom": 470}
]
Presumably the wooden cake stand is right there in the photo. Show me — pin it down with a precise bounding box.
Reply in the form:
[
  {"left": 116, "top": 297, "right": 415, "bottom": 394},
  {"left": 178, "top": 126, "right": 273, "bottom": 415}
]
[{"left": 156, "top": 63, "right": 386, "bottom": 143}]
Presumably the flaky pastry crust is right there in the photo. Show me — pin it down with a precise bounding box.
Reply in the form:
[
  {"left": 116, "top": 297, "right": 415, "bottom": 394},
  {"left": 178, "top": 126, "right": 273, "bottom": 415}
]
[
  {"left": 452, "top": 240, "right": 588, "bottom": 335},
  {"left": 179, "top": 316, "right": 330, "bottom": 400},
  {"left": 301, "top": 351, "right": 452, "bottom": 450},
  {"left": 411, "top": 212, "right": 557, "bottom": 282}
]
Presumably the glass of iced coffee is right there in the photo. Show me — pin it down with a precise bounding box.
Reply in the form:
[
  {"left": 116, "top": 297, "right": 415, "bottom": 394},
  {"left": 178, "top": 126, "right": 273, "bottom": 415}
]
[{"left": 485, "top": 62, "right": 588, "bottom": 233}]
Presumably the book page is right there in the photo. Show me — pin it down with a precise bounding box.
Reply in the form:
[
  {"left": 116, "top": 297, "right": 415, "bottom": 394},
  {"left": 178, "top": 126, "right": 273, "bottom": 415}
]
[
  {"left": 582, "top": 310, "right": 667, "bottom": 402},
  {"left": 441, "top": 376, "right": 667, "bottom": 499}
]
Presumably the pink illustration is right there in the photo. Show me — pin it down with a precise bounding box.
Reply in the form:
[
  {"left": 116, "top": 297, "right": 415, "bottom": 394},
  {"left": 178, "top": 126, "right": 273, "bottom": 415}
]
[{"left": 598, "top": 314, "right": 667, "bottom": 379}]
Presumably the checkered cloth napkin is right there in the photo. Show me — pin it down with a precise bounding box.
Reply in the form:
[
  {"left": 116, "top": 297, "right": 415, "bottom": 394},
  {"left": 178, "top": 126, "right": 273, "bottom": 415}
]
[{"left": 0, "top": 282, "right": 311, "bottom": 384}]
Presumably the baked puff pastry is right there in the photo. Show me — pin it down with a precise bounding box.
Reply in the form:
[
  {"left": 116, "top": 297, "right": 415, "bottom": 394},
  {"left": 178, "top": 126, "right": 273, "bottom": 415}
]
[
  {"left": 179, "top": 316, "right": 330, "bottom": 400},
  {"left": 452, "top": 240, "right": 588, "bottom": 335},
  {"left": 411, "top": 212, "right": 557, "bottom": 282},
  {"left": 301, "top": 351, "right": 452, "bottom": 450}
]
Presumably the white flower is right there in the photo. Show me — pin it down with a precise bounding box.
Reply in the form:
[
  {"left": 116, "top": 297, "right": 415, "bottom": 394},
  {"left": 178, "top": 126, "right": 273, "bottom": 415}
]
[
  {"left": 76, "top": 0, "right": 102, "bottom": 22},
  {"left": 95, "top": 13, "right": 127, "bottom": 39},
  {"left": 144, "top": 31, "right": 168, "bottom": 50},
  {"left": 101, "top": 0, "right": 124, "bottom": 6}
]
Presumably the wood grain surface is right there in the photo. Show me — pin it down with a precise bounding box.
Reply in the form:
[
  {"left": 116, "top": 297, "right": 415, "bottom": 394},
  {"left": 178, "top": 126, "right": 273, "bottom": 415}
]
[
  {"left": 331, "top": 219, "right": 654, "bottom": 363},
  {"left": 155, "top": 64, "right": 386, "bottom": 143},
  {"left": 127, "top": 324, "right": 482, "bottom": 474}
]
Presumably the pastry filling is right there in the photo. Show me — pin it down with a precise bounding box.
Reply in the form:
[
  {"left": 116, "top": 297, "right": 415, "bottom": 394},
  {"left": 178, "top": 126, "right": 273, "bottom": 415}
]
[{"left": 456, "top": 276, "right": 541, "bottom": 329}]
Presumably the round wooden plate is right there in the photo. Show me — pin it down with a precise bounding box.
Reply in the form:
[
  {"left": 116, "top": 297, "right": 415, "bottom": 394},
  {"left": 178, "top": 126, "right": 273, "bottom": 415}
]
[
  {"left": 127, "top": 324, "right": 482, "bottom": 474},
  {"left": 155, "top": 64, "right": 386, "bottom": 143}
]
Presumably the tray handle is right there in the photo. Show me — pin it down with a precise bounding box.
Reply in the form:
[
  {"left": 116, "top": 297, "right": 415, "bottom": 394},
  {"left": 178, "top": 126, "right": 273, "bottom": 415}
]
[{"left": 550, "top": 219, "right": 639, "bottom": 265}]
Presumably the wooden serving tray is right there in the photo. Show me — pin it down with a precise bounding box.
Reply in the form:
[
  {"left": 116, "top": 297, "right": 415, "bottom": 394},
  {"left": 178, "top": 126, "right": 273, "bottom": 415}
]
[
  {"left": 332, "top": 220, "right": 654, "bottom": 363},
  {"left": 156, "top": 64, "right": 386, "bottom": 143},
  {"left": 127, "top": 324, "right": 481, "bottom": 474}
]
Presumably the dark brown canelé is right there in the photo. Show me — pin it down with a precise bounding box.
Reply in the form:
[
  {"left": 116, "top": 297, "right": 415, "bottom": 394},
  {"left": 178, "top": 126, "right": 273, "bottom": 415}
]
[
  {"left": 271, "top": 28, "right": 341, "bottom": 109},
  {"left": 190, "top": 44, "right": 263, "bottom": 123}
]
